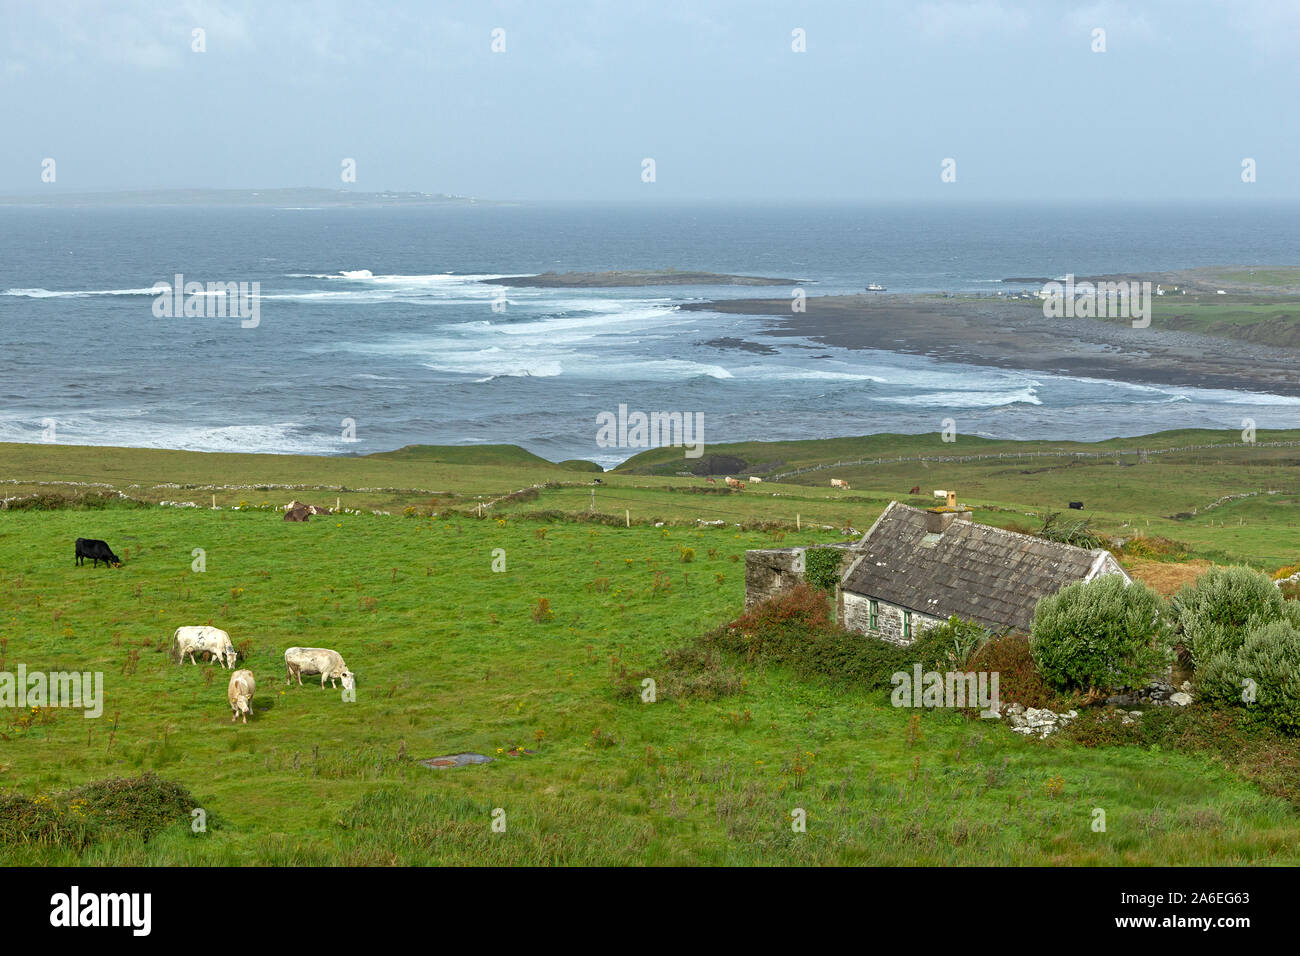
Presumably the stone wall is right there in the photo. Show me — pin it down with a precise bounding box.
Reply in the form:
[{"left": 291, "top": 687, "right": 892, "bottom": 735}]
[
  {"left": 744, "top": 548, "right": 806, "bottom": 611},
  {"left": 743, "top": 543, "right": 855, "bottom": 612},
  {"left": 842, "top": 592, "right": 942, "bottom": 646}
]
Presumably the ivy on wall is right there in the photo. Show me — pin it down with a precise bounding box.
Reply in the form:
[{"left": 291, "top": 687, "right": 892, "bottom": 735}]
[{"left": 804, "top": 547, "right": 842, "bottom": 594}]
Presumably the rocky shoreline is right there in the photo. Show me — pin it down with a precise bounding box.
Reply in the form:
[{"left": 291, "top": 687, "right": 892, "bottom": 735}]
[{"left": 682, "top": 294, "right": 1300, "bottom": 398}]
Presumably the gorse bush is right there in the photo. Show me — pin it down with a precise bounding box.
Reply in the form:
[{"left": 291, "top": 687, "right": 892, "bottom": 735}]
[
  {"left": 1030, "top": 575, "right": 1170, "bottom": 694},
  {"left": 0, "top": 773, "right": 195, "bottom": 852},
  {"left": 1174, "top": 565, "right": 1283, "bottom": 665}
]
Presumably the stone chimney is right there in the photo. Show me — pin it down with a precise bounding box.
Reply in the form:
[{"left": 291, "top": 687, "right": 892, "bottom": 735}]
[
  {"left": 925, "top": 509, "right": 958, "bottom": 533},
  {"left": 924, "top": 490, "right": 972, "bottom": 534}
]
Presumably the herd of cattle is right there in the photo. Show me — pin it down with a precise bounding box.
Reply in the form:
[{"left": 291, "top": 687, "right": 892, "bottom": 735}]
[
  {"left": 170, "top": 625, "right": 355, "bottom": 723},
  {"left": 703, "top": 476, "right": 853, "bottom": 491},
  {"left": 72, "top": 534, "right": 355, "bottom": 724}
]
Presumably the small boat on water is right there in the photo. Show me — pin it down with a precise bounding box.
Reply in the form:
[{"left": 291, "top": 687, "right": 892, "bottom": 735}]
[{"left": 865, "top": 282, "right": 886, "bottom": 292}]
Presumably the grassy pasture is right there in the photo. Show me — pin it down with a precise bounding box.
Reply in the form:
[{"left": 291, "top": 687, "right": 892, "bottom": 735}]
[
  {"left": 0, "top": 504, "right": 1297, "bottom": 865},
  {"left": 2, "top": 431, "right": 1300, "bottom": 864}
]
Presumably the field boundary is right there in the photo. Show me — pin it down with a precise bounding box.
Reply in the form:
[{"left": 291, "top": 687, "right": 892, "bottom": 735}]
[{"left": 768, "top": 440, "right": 1300, "bottom": 480}]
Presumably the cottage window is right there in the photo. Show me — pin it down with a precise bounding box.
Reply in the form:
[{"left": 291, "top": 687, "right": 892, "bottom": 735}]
[
  {"left": 869, "top": 599, "right": 879, "bottom": 630},
  {"left": 903, "top": 611, "right": 913, "bottom": 640}
]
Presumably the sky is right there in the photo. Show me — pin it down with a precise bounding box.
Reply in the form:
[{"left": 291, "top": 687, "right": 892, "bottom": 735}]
[{"left": 2, "top": 0, "right": 1298, "bottom": 201}]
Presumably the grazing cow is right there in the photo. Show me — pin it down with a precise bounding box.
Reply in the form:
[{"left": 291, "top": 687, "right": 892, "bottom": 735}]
[
  {"left": 284, "top": 646, "right": 354, "bottom": 689},
  {"left": 172, "top": 626, "right": 238, "bottom": 668},
  {"left": 228, "top": 669, "right": 256, "bottom": 723},
  {"left": 830, "top": 479, "right": 850, "bottom": 490},
  {"left": 724, "top": 477, "right": 742, "bottom": 489},
  {"left": 75, "top": 538, "right": 122, "bottom": 568},
  {"left": 933, "top": 490, "right": 948, "bottom": 499},
  {"left": 748, "top": 476, "right": 763, "bottom": 483},
  {"left": 909, "top": 485, "right": 921, "bottom": 495},
  {"left": 705, "top": 477, "right": 716, "bottom": 484},
  {"left": 1068, "top": 501, "right": 1084, "bottom": 510}
]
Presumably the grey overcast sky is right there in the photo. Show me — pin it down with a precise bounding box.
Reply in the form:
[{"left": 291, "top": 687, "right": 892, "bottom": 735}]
[{"left": 2, "top": 0, "right": 1298, "bottom": 200}]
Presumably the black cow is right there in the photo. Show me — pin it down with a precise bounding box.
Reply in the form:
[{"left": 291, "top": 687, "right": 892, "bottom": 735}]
[
  {"left": 1068, "top": 501, "right": 1084, "bottom": 510},
  {"left": 75, "top": 538, "right": 122, "bottom": 568}
]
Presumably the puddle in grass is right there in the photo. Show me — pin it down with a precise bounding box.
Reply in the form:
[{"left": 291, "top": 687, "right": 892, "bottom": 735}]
[{"left": 420, "top": 753, "right": 493, "bottom": 769}]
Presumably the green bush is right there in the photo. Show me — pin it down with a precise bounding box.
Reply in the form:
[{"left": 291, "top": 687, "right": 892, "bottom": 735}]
[
  {"left": 803, "top": 548, "right": 842, "bottom": 594},
  {"left": 705, "top": 583, "right": 917, "bottom": 691},
  {"left": 908, "top": 616, "right": 990, "bottom": 672},
  {"left": 1196, "top": 620, "right": 1300, "bottom": 735},
  {"left": 1174, "top": 565, "right": 1284, "bottom": 665},
  {"left": 0, "top": 772, "right": 195, "bottom": 852},
  {"left": 1030, "top": 575, "right": 1170, "bottom": 693}
]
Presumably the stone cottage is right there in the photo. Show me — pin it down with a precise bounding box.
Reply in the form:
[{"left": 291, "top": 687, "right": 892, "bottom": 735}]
[
  {"left": 840, "top": 501, "right": 1129, "bottom": 643},
  {"left": 744, "top": 498, "right": 1129, "bottom": 644}
]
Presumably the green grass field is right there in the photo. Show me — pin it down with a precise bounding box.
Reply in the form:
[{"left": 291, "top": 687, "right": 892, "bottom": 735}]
[{"left": 2, "top": 432, "right": 1299, "bottom": 864}]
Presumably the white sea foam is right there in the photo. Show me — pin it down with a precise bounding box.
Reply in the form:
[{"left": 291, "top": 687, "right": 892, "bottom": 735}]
[
  {"left": 885, "top": 386, "right": 1042, "bottom": 408},
  {"left": 3, "top": 287, "right": 160, "bottom": 298},
  {"left": 0, "top": 412, "right": 332, "bottom": 455}
]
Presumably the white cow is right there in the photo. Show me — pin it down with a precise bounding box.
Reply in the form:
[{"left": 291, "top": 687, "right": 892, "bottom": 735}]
[
  {"left": 228, "top": 669, "right": 255, "bottom": 723},
  {"left": 172, "top": 626, "right": 238, "bottom": 668},
  {"left": 748, "top": 476, "right": 763, "bottom": 483},
  {"left": 830, "top": 478, "right": 850, "bottom": 490},
  {"left": 284, "top": 647, "right": 354, "bottom": 688},
  {"left": 933, "top": 489, "right": 948, "bottom": 499}
]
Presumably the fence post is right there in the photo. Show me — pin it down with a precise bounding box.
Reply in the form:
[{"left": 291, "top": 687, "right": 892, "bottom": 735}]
[{"left": 626, "top": 509, "right": 630, "bottom": 528}]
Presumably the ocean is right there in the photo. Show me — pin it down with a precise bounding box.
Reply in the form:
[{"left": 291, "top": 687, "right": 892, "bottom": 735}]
[{"left": 2, "top": 201, "right": 1298, "bottom": 467}]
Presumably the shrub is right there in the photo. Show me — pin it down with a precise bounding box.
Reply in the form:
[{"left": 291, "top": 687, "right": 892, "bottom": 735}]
[
  {"left": 530, "top": 598, "right": 554, "bottom": 622},
  {"left": 705, "top": 584, "right": 916, "bottom": 691},
  {"left": 966, "top": 633, "right": 1059, "bottom": 709},
  {"left": 1117, "top": 535, "right": 1191, "bottom": 562},
  {"left": 1030, "top": 575, "right": 1170, "bottom": 694},
  {"left": 1196, "top": 620, "right": 1300, "bottom": 734},
  {"left": 908, "top": 616, "right": 990, "bottom": 672},
  {"left": 1037, "top": 512, "right": 1107, "bottom": 550},
  {"left": 0, "top": 773, "right": 195, "bottom": 851},
  {"left": 1174, "top": 565, "right": 1283, "bottom": 665},
  {"left": 611, "top": 645, "right": 744, "bottom": 702}
]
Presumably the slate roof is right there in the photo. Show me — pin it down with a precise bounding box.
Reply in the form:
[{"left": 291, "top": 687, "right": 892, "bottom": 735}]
[{"left": 841, "top": 502, "right": 1122, "bottom": 634}]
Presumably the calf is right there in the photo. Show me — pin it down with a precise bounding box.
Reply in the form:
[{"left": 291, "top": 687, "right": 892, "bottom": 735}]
[
  {"left": 1068, "top": 501, "right": 1084, "bottom": 510},
  {"left": 172, "top": 626, "right": 238, "bottom": 668},
  {"left": 228, "top": 669, "right": 256, "bottom": 723},
  {"left": 284, "top": 646, "right": 354, "bottom": 689},
  {"left": 909, "top": 485, "right": 920, "bottom": 495},
  {"left": 75, "top": 538, "right": 122, "bottom": 568},
  {"left": 704, "top": 477, "right": 716, "bottom": 485},
  {"left": 830, "top": 479, "right": 850, "bottom": 490}
]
